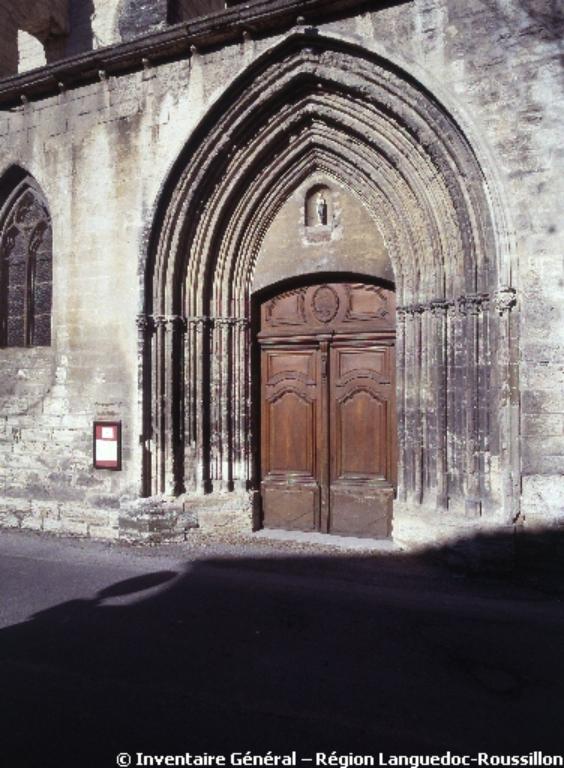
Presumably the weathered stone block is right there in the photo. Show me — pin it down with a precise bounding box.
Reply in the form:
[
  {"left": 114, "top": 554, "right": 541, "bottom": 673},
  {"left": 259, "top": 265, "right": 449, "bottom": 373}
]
[
  {"left": 60, "top": 519, "right": 89, "bottom": 536},
  {"left": 63, "top": 507, "right": 110, "bottom": 526},
  {"left": 522, "top": 414, "right": 564, "bottom": 437},
  {"left": 31, "top": 499, "right": 59, "bottom": 517},
  {"left": 43, "top": 517, "right": 64, "bottom": 533},
  {"left": 194, "top": 492, "right": 255, "bottom": 535},
  {"left": 522, "top": 475, "right": 564, "bottom": 524},
  {"left": 0, "top": 512, "right": 22, "bottom": 528},
  {"left": 21, "top": 515, "right": 43, "bottom": 531},
  {"left": 0, "top": 496, "right": 31, "bottom": 515},
  {"left": 88, "top": 524, "right": 119, "bottom": 540}
]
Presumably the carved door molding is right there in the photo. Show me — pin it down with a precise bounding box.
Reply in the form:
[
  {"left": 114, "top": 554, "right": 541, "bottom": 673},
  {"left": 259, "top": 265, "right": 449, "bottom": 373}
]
[{"left": 258, "top": 282, "right": 396, "bottom": 538}]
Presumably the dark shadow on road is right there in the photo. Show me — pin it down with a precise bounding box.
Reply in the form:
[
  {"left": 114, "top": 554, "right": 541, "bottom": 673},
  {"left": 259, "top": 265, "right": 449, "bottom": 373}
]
[
  {"left": 98, "top": 571, "right": 178, "bottom": 599},
  {"left": 1, "top": 528, "right": 563, "bottom": 767}
]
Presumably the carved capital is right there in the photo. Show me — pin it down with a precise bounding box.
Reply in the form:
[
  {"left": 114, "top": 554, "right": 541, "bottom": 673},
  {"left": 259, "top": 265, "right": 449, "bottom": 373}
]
[
  {"left": 213, "top": 316, "right": 249, "bottom": 328},
  {"left": 150, "top": 313, "right": 186, "bottom": 330},
  {"left": 493, "top": 287, "right": 517, "bottom": 316},
  {"left": 457, "top": 293, "right": 489, "bottom": 316},
  {"left": 446, "top": 301, "right": 457, "bottom": 318},
  {"left": 136, "top": 313, "right": 154, "bottom": 334},
  {"left": 429, "top": 299, "right": 453, "bottom": 316},
  {"left": 400, "top": 303, "right": 425, "bottom": 316},
  {"left": 186, "top": 316, "right": 211, "bottom": 333},
  {"left": 214, "top": 317, "right": 235, "bottom": 328},
  {"left": 167, "top": 315, "right": 187, "bottom": 332}
]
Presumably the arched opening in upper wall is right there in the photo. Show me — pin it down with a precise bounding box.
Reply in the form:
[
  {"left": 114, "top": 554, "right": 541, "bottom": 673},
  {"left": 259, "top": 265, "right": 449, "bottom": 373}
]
[
  {"left": 168, "top": 0, "right": 226, "bottom": 24},
  {"left": 17, "top": 31, "right": 47, "bottom": 73},
  {"left": 0, "top": 0, "right": 70, "bottom": 75}
]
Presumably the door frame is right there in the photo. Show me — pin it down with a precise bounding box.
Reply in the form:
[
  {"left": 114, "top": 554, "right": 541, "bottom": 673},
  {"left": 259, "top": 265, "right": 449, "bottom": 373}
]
[{"left": 251, "top": 273, "right": 397, "bottom": 532}]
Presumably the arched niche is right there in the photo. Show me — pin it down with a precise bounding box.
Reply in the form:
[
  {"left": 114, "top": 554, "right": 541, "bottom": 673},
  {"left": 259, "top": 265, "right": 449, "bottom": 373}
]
[
  {"left": 140, "top": 32, "right": 518, "bottom": 543},
  {"left": 305, "top": 183, "right": 331, "bottom": 227}
]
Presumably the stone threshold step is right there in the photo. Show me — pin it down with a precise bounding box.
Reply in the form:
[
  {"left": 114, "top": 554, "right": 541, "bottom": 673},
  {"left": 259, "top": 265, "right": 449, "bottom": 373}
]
[{"left": 253, "top": 528, "right": 400, "bottom": 551}]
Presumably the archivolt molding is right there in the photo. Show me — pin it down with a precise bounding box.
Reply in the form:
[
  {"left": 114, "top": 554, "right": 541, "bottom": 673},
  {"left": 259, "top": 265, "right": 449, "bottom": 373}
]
[
  {"left": 150, "top": 36, "right": 497, "bottom": 316},
  {"left": 143, "top": 33, "right": 518, "bottom": 522}
]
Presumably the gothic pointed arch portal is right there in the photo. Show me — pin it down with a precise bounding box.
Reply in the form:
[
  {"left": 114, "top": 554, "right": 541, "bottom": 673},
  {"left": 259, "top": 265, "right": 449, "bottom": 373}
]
[{"left": 141, "top": 33, "right": 519, "bottom": 544}]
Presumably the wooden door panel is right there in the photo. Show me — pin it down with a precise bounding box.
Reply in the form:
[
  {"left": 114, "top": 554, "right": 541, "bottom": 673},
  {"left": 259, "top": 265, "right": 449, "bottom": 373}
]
[
  {"left": 338, "top": 348, "right": 388, "bottom": 377},
  {"left": 330, "top": 488, "right": 392, "bottom": 537},
  {"left": 329, "top": 343, "right": 395, "bottom": 538},
  {"left": 267, "top": 391, "right": 314, "bottom": 475},
  {"left": 262, "top": 348, "right": 317, "bottom": 478},
  {"left": 333, "top": 344, "right": 393, "bottom": 384},
  {"left": 259, "top": 283, "right": 395, "bottom": 338},
  {"left": 336, "top": 390, "right": 388, "bottom": 480},
  {"left": 261, "top": 347, "right": 321, "bottom": 531},
  {"left": 261, "top": 484, "right": 319, "bottom": 531},
  {"left": 268, "top": 352, "right": 312, "bottom": 378}
]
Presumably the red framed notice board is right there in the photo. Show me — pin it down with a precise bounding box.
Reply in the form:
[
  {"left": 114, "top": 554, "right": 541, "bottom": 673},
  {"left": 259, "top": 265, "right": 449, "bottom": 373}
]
[{"left": 93, "top": 421, "right": 122, "bottom": 470}]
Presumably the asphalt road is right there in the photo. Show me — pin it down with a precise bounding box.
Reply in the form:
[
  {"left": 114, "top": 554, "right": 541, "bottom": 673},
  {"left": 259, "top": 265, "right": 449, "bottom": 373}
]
[{"left": 0, "top": 530, "right": 563, "bottom": 768}]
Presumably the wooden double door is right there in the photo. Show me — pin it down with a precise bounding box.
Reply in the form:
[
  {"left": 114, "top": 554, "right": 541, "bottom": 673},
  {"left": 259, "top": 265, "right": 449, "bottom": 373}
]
[{"left": 259, "top": 282, "right": 396, "bottom": 538}]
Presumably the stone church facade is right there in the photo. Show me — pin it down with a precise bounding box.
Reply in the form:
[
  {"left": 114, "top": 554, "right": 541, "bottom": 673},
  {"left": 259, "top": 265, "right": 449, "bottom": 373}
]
[{"left": 0, "top": 0, "right": 562, "bottom": 548}]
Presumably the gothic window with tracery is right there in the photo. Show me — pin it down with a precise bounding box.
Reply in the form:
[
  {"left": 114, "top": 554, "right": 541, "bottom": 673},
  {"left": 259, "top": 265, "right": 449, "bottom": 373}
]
[{"left": 0, "top": 174, "right": 52, "bottom": 347}]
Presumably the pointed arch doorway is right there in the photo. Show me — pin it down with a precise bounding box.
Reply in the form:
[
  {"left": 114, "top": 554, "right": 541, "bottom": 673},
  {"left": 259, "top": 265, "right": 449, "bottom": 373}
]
[
  {"left": 258, "top": 280, "right": 396, "bottom": 538},
  {"left": 142, "top": 33, "right": 516, "bottom": 546}
]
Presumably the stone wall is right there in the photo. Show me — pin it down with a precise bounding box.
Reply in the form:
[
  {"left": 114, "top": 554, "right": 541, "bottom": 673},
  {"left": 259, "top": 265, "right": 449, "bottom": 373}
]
[
  {"left": 118, "top": 0, "right": 169, "bottom": 41},
  {"left": 0, "top": 0, "right": 562, "bottom": 544}
]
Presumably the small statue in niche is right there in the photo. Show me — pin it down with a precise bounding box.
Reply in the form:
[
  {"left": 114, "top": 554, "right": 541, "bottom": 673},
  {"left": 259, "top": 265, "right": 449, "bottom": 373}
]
[{"left": 316, "top": 193, "right": 328, "bottom": 226}]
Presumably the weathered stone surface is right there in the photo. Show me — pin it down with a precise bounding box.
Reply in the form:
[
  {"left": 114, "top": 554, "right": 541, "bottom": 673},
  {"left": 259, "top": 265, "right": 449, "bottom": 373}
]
[
  {"left": 192, "top": 493, "right": 256, "bottom": 536},
  {"left": 254, "top": 180, "right": 393, "bottom": 292},
  {"left": 522, "top": 476, "right": 564, "bottom": 525},
  {"left": 0, "top": 0, "right": 562, "bottom": 548}
]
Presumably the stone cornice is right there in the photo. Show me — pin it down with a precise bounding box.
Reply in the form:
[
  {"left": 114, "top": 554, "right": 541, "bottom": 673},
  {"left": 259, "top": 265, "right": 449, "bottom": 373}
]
[{"left": 0, "top": 0, "right": 380, "bottom": 109}]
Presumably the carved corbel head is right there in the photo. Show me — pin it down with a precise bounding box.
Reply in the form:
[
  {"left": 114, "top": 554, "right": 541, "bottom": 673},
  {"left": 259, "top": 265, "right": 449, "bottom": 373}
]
[{"left": 493, "top": 287, "right": 517, "bottom": 316}]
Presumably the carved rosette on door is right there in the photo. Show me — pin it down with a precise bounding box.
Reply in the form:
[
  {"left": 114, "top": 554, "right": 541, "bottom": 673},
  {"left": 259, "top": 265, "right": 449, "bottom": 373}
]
[{"left": 258, "top": 282, "right": 396, "bottom": 538}]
